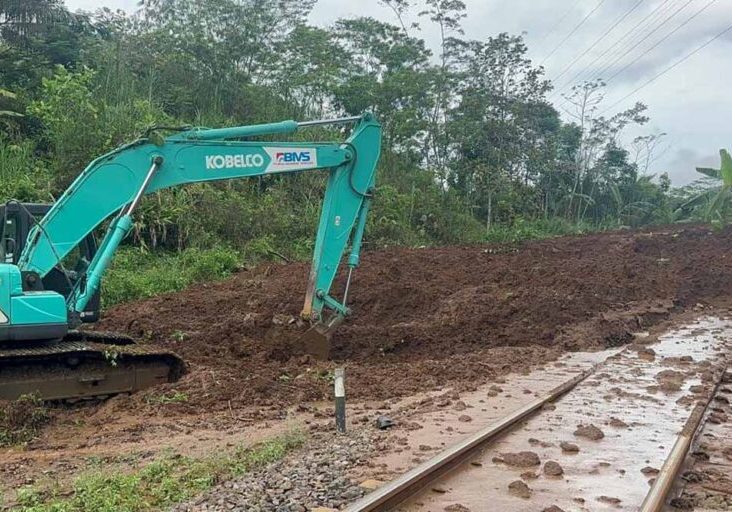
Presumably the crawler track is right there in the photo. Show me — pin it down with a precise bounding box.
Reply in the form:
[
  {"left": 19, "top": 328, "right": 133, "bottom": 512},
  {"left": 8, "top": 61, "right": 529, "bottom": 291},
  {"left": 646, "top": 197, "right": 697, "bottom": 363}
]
[
  {"left": 347, "top": 317, "right": 732, "bottom": 512},
  {"left": 0, "top": 331, "right": 185, "bottom": 400}
]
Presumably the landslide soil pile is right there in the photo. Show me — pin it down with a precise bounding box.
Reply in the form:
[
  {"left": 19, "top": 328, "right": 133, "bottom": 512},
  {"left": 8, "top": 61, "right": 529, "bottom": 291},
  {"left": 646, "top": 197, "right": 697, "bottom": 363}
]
[{"left": 96, "top": 225, "right": 732, "bottom": 411}]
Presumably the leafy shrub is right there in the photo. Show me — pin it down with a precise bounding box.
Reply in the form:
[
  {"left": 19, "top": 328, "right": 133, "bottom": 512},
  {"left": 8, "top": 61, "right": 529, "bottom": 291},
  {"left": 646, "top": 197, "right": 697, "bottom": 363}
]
[
  {"left": 102, "top": 246, "right": 241, "bottom": 307},
  {"left": 0, "top": 141, "right": 52, "bottom": 203},
  {"left": 180, "top": 247, "right": 241, "bottom": 282}
]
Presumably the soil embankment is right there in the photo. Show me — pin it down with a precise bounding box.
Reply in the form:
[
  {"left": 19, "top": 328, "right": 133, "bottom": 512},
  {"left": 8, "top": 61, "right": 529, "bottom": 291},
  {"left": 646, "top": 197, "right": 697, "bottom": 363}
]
[{"left": 95, "top": 225, "right": 732, "bottom": 412}]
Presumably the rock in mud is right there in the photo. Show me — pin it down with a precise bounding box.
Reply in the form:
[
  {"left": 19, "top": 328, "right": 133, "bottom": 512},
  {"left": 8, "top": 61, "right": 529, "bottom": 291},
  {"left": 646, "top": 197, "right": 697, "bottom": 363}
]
[
  {"left": 609, "top": 417, "right": 628, "bottom": 428},
  {"left": 453, "top": 401, "right": 467, "bottom": 411},
  {"left": 375, "top": 415, "right": 395, "bottom": 429},
  {"left": 722, "top": 447, "right": 732, "bottom": 461},
  {"left": 574, "top": 424, "right": 604, "bottom": 440},
  {"left": 637, "top": 347, "right": 656, "bottom": 360},
  {"left": 458, "top": 414, "right": 472, "bottom": 423},
  {"left": 508, "top": 480, "right": 532, "bottom": 499},
  {"left": 543, "top": 461, "right": 564, "bottom": 476},
  {"left": 655, "top": 369, "right": 685, "bottom": 392},
  {"left": 520, "top": 470, "right": 538, "bottom": 480},
  {"left": 597, "top": 496, "right": 622, "bottom": 505},
  {"left": 501, "top": 451, "right": 541, "bottom": 467},
  {"left": 542, "top": 507, "right": 566, "bottom": 512},
  {"left": 444, "top": 505, "right": 471, "bottom": 512},
  {"left": 560, "top": 441, "right": 580, "bottom": 453},
  {"left": 708, "top": 412, "right": 727, "bottom": 424}
]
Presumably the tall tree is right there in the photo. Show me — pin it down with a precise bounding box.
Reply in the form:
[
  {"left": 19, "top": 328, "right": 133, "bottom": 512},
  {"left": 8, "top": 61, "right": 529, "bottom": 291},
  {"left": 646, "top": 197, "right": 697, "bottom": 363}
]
[{"left": 448, "top": 33, "right": 554, "bottom": 229}]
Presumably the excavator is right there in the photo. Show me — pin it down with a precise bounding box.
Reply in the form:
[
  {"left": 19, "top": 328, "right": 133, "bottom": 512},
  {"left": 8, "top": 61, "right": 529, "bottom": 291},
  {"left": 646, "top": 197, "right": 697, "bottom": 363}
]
[{"left": 0, "top": 112, "right": 381, "bottom": 401}]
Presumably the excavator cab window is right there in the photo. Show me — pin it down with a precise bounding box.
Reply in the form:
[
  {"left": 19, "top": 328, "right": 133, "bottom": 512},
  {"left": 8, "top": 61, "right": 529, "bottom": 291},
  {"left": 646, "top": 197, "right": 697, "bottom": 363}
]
[
  {"left": 0, "top": 203, "right": 101, "bottom": 322},
  {"left": 1, "top": 215, "right": 17, "bottom": 263}
]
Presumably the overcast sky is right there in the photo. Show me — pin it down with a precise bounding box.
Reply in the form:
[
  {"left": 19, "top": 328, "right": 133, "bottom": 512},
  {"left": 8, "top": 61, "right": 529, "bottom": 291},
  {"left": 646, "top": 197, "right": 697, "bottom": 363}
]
[{"left": 64, "top": 0, "right": 731, "bottom": 186}]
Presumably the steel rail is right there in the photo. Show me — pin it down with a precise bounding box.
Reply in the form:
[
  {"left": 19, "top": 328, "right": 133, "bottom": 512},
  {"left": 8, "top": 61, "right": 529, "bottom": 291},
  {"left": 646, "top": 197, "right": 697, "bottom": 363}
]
[
  {"left": 640, "top": 365, "right": 730, "bottom": 512},
  {"left": 344, "top": 365, "right": 598, "bottom": 512}
]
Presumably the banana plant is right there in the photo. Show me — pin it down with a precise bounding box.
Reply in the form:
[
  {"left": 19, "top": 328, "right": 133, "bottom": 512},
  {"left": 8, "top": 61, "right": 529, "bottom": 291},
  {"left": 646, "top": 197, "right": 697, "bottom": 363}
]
[{"left": 679, "top": 149, "right": 732, "bottom": 225}]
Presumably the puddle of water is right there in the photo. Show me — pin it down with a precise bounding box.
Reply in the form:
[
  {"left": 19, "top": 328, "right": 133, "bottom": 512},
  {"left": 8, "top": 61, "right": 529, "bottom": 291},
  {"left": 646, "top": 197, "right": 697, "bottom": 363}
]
[{"left": 398, "top": 317, "right": 731, "bottom": 512}]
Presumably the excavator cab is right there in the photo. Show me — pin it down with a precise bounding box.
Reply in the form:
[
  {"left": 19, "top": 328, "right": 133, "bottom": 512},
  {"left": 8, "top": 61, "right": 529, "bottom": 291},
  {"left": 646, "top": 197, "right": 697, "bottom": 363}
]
[{"left": 0, "top": 202, "right": 100, "bottom": 323}]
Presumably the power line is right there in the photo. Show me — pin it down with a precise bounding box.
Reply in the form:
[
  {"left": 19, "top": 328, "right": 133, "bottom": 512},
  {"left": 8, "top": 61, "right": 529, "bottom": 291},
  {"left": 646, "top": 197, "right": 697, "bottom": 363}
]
[
  {"left": 602, "top": 21, "right": 732, "bottom": 113},
  {"left": 549, "top": 0, "right": 645, "bottom": 89},
  {"left": 604, "top": 0, "right": 718, "bottom": 85},
  {"left": 533, "top": 0, "right": 584, "bottom": 49},
  {"left": 556, "top": 0, "right": 694, "bottom": 105},
  {"left": 540, "top": 0, "right": 607, "bottom": 65},
  {"left": 551, "top": 0, "right": 676, "bottom": 99},
  {"left": 591, "top": 0, "right": 695, "bottom": 84}
]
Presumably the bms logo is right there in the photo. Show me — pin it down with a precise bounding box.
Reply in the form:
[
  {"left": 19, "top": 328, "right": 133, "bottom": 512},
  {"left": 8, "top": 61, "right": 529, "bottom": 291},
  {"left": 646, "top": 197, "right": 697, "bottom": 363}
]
[
  {"left": 264, "top": 147, "right": 317, "bottom": 172},
  {"left": 274, "top": 151, "right": 312, "bottom": 164}
]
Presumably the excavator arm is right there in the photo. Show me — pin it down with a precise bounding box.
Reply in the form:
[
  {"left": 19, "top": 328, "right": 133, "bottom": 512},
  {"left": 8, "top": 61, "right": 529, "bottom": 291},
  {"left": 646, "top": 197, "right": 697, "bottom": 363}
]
[{"left": 11, "top": 113, "right": 381, "bottom": 349}]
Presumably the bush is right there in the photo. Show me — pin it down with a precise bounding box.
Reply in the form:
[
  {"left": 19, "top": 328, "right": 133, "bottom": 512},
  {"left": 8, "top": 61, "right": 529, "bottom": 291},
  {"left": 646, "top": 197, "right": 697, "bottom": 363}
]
[
  {"left": 0, "top": 140, "right": 52, "bottom": 202},
  {"left": 102, "top": 246, "right": 241, "bottom": 307}
]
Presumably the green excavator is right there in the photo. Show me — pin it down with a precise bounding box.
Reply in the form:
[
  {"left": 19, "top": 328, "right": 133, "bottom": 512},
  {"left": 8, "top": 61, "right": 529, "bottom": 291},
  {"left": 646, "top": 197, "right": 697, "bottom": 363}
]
[{"left": 0, "top": 113, "right": 381, "bottom": 401}]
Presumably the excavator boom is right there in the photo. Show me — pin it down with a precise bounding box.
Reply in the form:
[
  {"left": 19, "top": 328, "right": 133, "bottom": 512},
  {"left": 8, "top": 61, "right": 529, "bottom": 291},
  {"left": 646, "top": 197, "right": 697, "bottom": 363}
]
[{"left": 0, "top": 113, "right": 381, "bottom": 400}]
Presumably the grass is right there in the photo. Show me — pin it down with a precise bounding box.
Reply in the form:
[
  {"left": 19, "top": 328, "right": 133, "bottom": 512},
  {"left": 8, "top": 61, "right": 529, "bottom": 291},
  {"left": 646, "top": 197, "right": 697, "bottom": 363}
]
[
  {"left": 144, "top": 392, "right": 189, "bottom": 405},
  {"left": 482, "top": 217, "right": 600, "bottom": 245},
  {"left": 10, "top": 431, "right": 306, "bottom": 512},
  {"left": 102, "top": 246, "right": 242, "bottom": 308}
]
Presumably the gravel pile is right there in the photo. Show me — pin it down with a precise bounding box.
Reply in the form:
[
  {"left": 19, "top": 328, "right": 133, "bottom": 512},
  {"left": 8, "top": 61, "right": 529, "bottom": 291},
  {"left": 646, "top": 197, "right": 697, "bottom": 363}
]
[{"left": 171, "top": 428, "right": 374, "bottom": 511}]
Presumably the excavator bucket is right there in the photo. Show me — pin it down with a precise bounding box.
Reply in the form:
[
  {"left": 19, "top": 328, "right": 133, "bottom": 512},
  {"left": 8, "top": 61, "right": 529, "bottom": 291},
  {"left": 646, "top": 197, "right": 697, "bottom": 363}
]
[{"left": 299, "top": 316, "right": 345, "bottom": 360}]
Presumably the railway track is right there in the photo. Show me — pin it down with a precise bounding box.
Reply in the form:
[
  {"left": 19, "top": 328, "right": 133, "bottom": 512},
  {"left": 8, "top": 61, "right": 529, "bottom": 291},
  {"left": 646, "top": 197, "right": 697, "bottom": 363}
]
[{"left": 346, "top": 317, "right": 732, "bottom": 512}]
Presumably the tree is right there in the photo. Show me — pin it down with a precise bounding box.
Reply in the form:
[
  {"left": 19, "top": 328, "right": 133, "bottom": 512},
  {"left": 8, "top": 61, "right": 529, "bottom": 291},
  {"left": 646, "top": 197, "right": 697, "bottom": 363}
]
[
  {"left": 447, "top": 33, "right": 555, "bottom": 229},
  {"left": 560, "top": 80, "right": 649, "bottom": 222},
  {"left": 0, "top": 0, "right": 91, "bottom": 89}
]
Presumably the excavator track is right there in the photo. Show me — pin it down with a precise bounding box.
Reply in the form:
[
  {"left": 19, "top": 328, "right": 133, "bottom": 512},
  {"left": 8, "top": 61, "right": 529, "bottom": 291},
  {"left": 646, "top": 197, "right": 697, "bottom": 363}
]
[{"left": 0, "top": 331, "right": 185, "bottom": 401}]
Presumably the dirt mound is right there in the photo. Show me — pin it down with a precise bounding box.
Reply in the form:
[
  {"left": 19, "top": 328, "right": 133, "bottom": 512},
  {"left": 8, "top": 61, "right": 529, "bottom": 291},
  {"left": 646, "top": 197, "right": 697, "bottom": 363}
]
[{"left": 95, "top": 225, "right": 732, "bottom": 412}]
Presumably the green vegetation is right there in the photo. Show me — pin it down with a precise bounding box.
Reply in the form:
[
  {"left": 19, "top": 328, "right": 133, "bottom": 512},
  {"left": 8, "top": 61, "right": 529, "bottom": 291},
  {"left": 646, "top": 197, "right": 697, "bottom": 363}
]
[
  {"left": 0, "top": 0, "right": 720, "bottom": 307},
  {"left": 678, "top": 149, "right": 732, "bottom": 227},
  {"left": 102, "top": 246, "right": 241, "bottom": 307},
  {"left": 11, "top": 431, "right": 305, "bottom": 512},
  {"left": 144, "top": 391, "right": 189, "bottom": 405},
  {"left": 0, "top": 394, "right": 50, "bottom": 447}
]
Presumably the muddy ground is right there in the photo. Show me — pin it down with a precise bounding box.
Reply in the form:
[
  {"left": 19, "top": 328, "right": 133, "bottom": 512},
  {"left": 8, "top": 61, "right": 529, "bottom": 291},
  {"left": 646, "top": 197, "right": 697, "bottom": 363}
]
[
  {"left": 4, "top": 224, "right": 732, "bottom": 505},
  {"left": 95, "top": 224, "right": 732, "bottom": 413}
]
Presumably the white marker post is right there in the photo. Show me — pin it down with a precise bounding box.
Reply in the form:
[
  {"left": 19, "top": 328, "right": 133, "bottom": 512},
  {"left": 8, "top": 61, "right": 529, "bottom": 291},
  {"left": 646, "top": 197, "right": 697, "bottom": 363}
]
[{"left": 335, "top": 367, "right": 346, "bottom": 433}]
